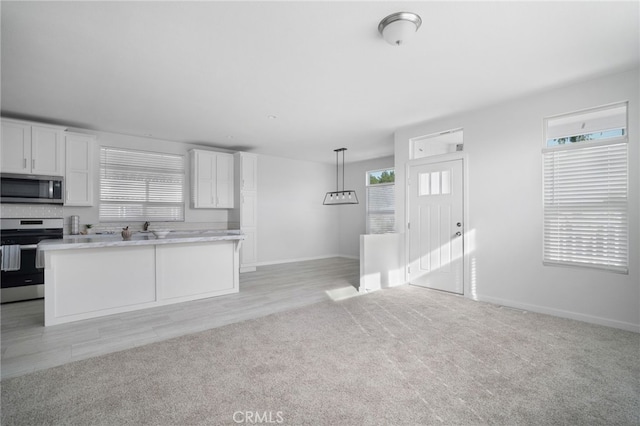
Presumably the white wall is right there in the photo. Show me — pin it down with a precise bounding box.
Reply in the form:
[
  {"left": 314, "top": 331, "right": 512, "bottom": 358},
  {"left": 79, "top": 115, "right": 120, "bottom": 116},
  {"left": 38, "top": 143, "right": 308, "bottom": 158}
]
[
  {"left": 256, "top": 154, "right": 339, "bottom": 264},
  {"left": 360, "top": 233, "right": 403, "bottom": 292},
  {"left": 395, "top": 67, "right": 639, "bottom": 331},
  {"left": 254, "top": 153, "right": 396, "bottom": 264},
  {"left": 338, "top": 156, "right": 394, "bottom": 258}
]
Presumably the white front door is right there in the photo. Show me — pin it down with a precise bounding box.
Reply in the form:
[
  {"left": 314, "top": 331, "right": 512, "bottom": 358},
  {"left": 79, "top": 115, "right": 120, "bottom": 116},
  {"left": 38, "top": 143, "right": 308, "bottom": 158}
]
[{"left": 408, "top": 159, "right": 464, "bottom": 294}]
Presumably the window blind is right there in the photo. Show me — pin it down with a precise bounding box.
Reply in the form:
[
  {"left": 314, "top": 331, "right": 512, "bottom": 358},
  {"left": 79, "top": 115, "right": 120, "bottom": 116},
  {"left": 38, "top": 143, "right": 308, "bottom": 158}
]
[
  {"left": 100, "top": 147, "right": 185, "bottom": 221},
  {"left": 543, "top": 141, "right": 628, "bottom": 273},
  {"left": 367, "top": 183, "right": 395, "bottom": 234}
]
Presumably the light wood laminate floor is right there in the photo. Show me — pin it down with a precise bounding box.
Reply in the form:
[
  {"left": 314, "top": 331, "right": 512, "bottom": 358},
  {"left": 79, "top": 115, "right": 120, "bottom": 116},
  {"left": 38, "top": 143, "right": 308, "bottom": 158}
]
[{"left": 1, "top": 257, "right": 360, "bottom": 380}]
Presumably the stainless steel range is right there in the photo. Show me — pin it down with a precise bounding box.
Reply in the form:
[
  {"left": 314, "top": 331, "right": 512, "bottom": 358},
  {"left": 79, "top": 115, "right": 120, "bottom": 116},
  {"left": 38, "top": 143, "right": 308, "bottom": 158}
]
[{"left": 1, "top": 218, "right": 63, "bottom": 303}]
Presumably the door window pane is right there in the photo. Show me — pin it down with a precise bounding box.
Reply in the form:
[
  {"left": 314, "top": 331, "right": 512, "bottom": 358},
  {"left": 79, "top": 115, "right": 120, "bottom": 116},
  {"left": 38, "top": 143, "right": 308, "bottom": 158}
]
[
  {"left": 441, "top": 170, "right": 451, "bottom": 194},
  {"left": 419, "top": 172, "right": 430, "bottom": 196},
  {"left": 430, "top": 172, "right": 440, "bottom": 195}
]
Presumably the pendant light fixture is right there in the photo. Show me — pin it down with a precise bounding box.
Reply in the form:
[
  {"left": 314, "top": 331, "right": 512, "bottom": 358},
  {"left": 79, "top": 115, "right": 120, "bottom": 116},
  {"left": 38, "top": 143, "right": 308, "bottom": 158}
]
[
  {"left": 378, "top": 12, "right": 422, "bottom": 46},
  {"left": 323, "top": 148, "right": 359, "bottom": 205}
]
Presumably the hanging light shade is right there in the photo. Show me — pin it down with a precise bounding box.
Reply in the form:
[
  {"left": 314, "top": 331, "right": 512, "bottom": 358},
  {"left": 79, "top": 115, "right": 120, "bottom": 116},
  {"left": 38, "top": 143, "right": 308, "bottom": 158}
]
[
  {"left": 323, "top": 148, "right": 359, "bottom": 205},
  {"left": 378, "top": 12, "right": 422, "bottom": 46}
]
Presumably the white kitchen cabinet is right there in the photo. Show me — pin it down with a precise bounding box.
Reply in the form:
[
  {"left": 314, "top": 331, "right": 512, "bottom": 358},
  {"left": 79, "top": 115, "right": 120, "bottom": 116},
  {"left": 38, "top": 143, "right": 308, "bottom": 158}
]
[
  {"left": 42, "top": 235, "right": 242, "bottom": 326},
  {"left": 1, "top": 121, "right": 30, "bottom": 173},
  {"left": 240, "top": 191, "right": 257, "bottom": 228},
  {"left": 1, "top": 118, "right": 65, "bottom": 175},
  {"left": 190, "top": 149, "right": 234, "bottom": 208},
  {"left": 156, "top": 242, "right": 236, "bottom": 300},
  {"left": 64, "top": 132, "right": 96, "bottom": 206},
  {"left": 240, "top": 152, "right": 258, "bottom": 191},
  {"left": 32, "top": 126, "right": 65, "bottom": 175},
  {"left": 240, "top": 228, "right": 257, "bottom": 267},
  {"left": 234, "top": 152, "right": 258, "bottom": 272}
]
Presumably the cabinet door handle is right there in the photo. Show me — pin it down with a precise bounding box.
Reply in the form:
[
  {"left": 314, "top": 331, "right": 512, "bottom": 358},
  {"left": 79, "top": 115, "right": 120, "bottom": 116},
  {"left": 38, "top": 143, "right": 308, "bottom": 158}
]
[
  {"left": 32, "top": 159, "right": 35, "bottom": 170},
  {"left": 23, "top": 158, "right": 27, "bottom": 169}
]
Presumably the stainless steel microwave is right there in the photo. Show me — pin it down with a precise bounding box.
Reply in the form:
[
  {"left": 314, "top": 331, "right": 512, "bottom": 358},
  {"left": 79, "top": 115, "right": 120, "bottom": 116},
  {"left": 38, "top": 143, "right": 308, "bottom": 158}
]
[{"left": 0, "top": 173, "right": 64, "bottom": 204}]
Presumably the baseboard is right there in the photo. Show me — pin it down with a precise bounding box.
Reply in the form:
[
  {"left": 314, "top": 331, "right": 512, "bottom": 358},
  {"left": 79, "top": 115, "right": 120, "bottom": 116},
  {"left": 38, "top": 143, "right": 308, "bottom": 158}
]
[
  {"left": 339, "top": 255, "right": 359, "bottom": 260},
  {"left": 256, "top": 254, "right": 356, "bottom": 267},
  {"left": 475, "top": 294, "right": 640, "bottom": 333}
]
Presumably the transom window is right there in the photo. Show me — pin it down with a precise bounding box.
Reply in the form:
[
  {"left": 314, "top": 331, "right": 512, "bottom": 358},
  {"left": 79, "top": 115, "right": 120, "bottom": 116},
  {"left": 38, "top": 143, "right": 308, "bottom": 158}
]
[
  {"left": 99, "top": 147, "right": 185, "bottom": 222},
  {"left": 366, "top": 168, "right": 395, "bottom": 234},
  {"left": 542, "top": 103, "right": 628, "bottom": 273},
  {"left": 411, "top": 128, "right": 463, "bottom": 159},
  {"left": 546, "top": 104, "right": 626, "bottom": 147}
]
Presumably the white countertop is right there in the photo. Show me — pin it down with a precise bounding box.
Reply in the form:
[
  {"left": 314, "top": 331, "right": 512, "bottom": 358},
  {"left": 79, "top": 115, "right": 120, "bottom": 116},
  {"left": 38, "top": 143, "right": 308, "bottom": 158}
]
[{"left": 38, "top": 230, "right": 245, "bottom": 252}]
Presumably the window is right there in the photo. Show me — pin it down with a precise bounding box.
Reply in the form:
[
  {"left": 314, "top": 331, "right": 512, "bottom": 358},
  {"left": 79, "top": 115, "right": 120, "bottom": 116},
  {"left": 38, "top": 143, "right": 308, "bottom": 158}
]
[
  {"left": 366, "top": 168, "right": 395, "bottom": 234},
  {"left": 411, "top": 128, "right": 463, "bottom": 159},
  {"left": 100, "top": 147, "right": 185, "bottom": 222},
  {"left": 545, "top": 104, "right": 626, "bottom": 147},
  {"left": 543, "top": 103, "right": 628, "bottom": 273}
]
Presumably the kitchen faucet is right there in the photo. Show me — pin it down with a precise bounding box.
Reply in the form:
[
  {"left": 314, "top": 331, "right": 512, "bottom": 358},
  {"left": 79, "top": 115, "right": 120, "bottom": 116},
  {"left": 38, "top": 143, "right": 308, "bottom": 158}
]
[{"left": 143, "top": 221, "right": 150, "bottom": 231}]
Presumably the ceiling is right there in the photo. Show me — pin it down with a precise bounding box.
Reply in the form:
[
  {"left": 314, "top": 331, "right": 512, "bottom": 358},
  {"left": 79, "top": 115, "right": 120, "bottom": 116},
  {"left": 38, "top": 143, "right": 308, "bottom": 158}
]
[{"left": 1, "top": 1, "right": 638, "bottom": 164}]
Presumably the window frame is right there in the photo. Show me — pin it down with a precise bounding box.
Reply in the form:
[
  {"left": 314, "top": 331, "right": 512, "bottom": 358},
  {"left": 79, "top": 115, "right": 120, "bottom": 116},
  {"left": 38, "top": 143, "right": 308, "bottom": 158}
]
[
  {"left": 542, "top": 102, "right": 629, "bottom": 274},
  {"left": 99, "top": 146, "right": 186, "bottom": 223},
  {"left": 544, "top": 103, "right": 627, "bottom": 149},
  {"left": 366, "top": 167, "right": 395, "bottom": 234}
]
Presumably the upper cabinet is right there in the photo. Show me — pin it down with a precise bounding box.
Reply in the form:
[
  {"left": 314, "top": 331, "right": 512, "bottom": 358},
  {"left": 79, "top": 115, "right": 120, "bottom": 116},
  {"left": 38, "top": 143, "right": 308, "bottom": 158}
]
[
  {"left": 240, "top": 153, "right": 258, "bottom": 192},
  {"left": 190, "top": 149, "right": 234, "bottom": 209},
  {"left": 1, "top": 121, "right": 31, "bottom": 173},
  {"left": 1, "top": 119, "right": 65, "bottom": 175},
  {"left": 65, "top": 132, "right": 96, "bottom": 206}
]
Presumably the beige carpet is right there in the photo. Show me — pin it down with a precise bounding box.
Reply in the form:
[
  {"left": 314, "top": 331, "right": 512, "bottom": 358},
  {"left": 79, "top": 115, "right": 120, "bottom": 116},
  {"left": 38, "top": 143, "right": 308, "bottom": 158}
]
[{"left": 2, "top": 285, "right": 639, "bottom": 425}]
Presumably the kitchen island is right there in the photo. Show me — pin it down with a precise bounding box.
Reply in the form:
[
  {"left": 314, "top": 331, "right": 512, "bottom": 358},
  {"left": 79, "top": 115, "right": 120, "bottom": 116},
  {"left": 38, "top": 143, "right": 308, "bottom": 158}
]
[{"left": 38, "top": 230, "right": 244, "bottom": 326}]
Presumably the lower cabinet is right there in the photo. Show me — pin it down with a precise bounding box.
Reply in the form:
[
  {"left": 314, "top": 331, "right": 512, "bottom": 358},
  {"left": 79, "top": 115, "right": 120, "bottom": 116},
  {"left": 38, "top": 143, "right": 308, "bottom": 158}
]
[
  {"left": 156, "top": 242, "right": 235, "bottom": 299},
  {"left": 48, "top": 246, "right": 156, "bottom": 319},
  {"left": 43, "top": 240, "right": 240, "bottom": 326}
]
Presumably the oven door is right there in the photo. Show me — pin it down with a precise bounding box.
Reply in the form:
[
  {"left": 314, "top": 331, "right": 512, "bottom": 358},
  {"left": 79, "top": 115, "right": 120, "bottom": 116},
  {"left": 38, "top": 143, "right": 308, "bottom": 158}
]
[{"left": 1, "top": 244, "right": 43, "bottom": 288}]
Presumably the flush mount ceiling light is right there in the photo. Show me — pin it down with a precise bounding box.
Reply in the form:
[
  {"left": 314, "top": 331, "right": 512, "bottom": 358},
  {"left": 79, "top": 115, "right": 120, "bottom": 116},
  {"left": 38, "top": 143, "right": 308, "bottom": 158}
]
[
  {"left": 378, "top": 12, "right": 422, "bottom": 46},
  {"left": 324, "top": 148, "right": 359, "bottom": 205}
]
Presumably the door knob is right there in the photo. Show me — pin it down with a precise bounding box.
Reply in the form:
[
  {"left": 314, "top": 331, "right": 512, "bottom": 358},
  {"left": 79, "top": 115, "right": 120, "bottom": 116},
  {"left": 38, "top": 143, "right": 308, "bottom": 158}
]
[
  {"left": 456, "top": 222, "right": 462, "bottom": 227},
  {"left": 455, "top": 231, "right": 462, "bottom": 237}
]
